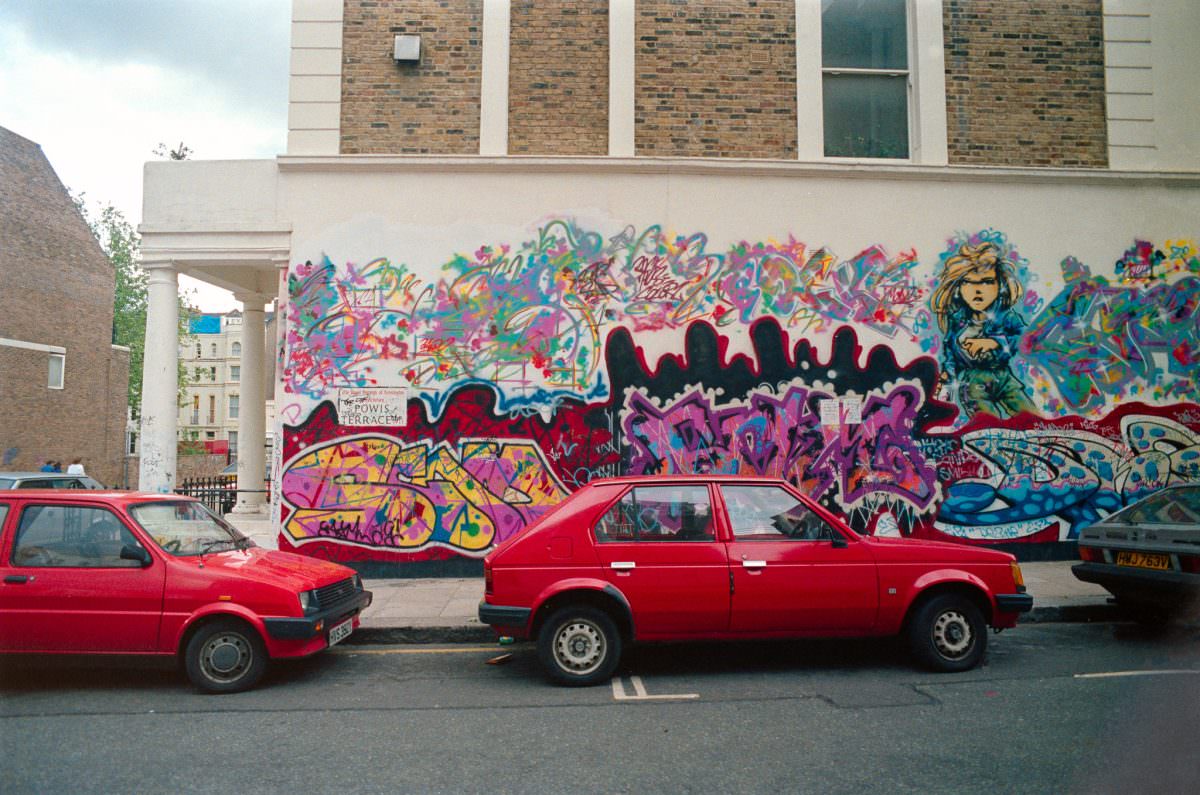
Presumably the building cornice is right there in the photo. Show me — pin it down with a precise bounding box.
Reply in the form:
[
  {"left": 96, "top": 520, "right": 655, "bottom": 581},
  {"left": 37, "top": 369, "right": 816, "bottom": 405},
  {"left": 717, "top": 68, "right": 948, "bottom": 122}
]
[{"left": 275, "top": 155, "right": 1200, "bottom": 188}]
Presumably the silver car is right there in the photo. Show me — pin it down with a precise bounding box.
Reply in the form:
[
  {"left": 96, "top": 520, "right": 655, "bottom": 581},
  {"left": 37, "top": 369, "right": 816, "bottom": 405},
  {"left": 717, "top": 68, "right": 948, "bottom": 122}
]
[
  {"left": 0, "top": 471, "right": 105, "bottom": 490},
  {"left": 1073, "top": 484, "right": 1200, "bottom": 623}
]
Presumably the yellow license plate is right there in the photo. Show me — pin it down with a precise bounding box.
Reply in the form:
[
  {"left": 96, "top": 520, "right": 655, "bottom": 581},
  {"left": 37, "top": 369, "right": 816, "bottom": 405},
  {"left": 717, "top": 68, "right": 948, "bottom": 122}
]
[{"left": 1116, "top": 551, "right": 1170, "bottom": 570}]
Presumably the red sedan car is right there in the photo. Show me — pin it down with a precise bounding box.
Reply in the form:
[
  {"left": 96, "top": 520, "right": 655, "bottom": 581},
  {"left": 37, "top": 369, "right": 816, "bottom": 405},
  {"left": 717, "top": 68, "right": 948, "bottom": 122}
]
[
  {"left": 480, "top": 476, "right": 1032, "bottom": 685},
  {"left": 0, "top": 490, "right": 371, "bottom": 693}
]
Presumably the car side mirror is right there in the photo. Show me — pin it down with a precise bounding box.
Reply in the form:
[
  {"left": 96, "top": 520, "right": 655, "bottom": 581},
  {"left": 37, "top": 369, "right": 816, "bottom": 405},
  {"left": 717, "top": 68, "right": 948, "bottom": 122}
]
[
  {"left": 120, "top": 545, "right": 152, "bottom": 567},
  {"left": 830, "top": 534, "right": 848, "bottom": 549}
]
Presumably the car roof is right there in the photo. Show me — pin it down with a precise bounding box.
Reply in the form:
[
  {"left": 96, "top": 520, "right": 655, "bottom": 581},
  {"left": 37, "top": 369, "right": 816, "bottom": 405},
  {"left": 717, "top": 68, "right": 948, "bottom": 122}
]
[
  {"left": 0, "top": 472, "right": 87, "bottom": 479},
  {"left": 0, "top": 490, "right": 198, "bottom": 503},
  {"left": 583, "top": 474, "right": 791, "bottom": 486}
]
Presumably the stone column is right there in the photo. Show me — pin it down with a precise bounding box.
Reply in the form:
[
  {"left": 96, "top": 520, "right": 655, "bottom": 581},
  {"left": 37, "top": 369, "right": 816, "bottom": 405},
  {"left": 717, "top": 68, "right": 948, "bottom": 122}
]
[
  {"left": 232, "top": 293, "right": 267, "bottom": 513},
  {"left": 138, "top": 264, "right": 180, "bottom": 493}
]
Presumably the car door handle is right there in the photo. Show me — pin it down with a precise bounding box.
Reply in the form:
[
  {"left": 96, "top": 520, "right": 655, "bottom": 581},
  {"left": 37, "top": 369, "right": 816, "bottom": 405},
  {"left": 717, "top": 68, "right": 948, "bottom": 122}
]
[
  {"left": 741, "top": 560, "right": 767, "bottom": 570},
  {"left": 611, "top": 561, "right": 636, "bottom": 571},
  {"left": 4, "top": 575, "right": 30, "bottom": 584}
]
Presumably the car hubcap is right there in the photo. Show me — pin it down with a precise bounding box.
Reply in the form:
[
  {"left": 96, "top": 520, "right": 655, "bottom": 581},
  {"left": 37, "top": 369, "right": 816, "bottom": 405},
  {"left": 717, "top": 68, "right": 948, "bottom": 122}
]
[
  {"left": 201, "top": 633, "right": 251, "bottom": 682},
  {"left": 553, "top": 619, "right": 605, "bottom": 676},
  {"left": 932, "top": 610, "right": 973, "bottom": 659}
]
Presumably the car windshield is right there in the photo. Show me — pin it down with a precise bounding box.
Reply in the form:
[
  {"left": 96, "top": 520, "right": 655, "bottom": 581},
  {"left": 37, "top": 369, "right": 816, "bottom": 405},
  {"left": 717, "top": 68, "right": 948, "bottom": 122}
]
[
  {"left": 0, "top": 478, "right": 13, "bottom": 488},
  {"left": 129, "top": 500, "right": 250, "bottom": 556}
]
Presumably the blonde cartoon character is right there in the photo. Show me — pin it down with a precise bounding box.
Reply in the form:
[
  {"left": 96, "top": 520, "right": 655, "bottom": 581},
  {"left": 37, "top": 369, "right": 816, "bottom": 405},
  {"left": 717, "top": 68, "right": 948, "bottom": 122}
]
[{"left": 931, "top": 242, "right": 1035, "bottom": 419}]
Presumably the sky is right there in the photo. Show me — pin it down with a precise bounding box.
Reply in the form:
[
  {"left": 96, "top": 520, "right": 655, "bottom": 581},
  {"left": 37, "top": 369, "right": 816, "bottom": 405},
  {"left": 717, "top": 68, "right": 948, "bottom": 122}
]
[{"left": 0, "top": 0, "right": 292, "bottom": 312}]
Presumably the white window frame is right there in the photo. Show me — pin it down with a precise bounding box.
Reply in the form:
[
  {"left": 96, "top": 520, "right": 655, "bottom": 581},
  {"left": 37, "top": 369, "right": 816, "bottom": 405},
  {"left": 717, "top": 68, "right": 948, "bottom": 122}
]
[
  {"left": 48, "top": 353, "right": 65, "bottom": 390},
  {"left": 796, "top": 0, "right": 947, "bottom": 165},
  {"left": 229, "top": 394, "right": 240, "bottom": 420}
]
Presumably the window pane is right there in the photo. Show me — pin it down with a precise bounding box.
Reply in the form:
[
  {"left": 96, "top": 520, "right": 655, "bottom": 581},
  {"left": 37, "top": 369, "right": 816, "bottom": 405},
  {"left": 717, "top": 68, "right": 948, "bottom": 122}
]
[
  {"left": 48, "top": 354, "right": 64, "bottom": 389},
  {"left": 595, "top": 486, "right": 713, "bottom": 542},
  {"left": 823, "top": 73, "right": 908, "bottom": 158},
  {"left": 822, "top": 0, "right": 907, "bottom": 69},
  {"left": 721, "top": 485, "right": 833, "bottom": 541},
  {"left": 13, "top": 505, "right": 143, "bottom": 567}
]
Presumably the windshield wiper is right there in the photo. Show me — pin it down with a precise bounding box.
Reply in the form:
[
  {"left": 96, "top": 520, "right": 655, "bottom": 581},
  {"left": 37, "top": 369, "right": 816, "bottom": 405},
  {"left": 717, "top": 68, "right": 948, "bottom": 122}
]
[{"left": 199, "top": 538, "right": 238, "bottom": 555}]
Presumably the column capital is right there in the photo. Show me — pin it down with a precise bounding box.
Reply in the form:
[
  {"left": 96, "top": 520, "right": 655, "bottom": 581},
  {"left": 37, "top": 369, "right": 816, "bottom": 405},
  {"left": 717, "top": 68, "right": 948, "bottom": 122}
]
[{"left": 234, "top": 291, "right": 270, "bottom": 309}]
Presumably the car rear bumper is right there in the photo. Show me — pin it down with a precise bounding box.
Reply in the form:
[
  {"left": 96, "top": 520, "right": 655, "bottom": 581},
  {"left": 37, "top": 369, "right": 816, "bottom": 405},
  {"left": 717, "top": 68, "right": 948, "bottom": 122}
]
[
  {"left": 263, "top": 590, "right": 373, "bottom": 641},
  {"left": 1072, "top": 562, "right": 1200, "bottom": 598}
]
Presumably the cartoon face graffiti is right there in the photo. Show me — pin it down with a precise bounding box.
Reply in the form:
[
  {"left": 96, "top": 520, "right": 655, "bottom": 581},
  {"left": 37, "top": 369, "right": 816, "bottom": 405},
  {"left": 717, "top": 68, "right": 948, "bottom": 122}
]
[{"left": 931, "top": 242, "right": 1036, "bottom": 420}]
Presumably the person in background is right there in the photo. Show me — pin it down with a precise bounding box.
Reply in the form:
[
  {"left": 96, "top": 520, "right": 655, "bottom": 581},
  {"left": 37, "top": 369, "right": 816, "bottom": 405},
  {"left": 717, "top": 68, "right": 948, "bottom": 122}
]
[
  {"left": 40, "top": 460, "right": 56, "bottom": 472},
  {"left": 66, "top": 458, "right": 85, "bottom": 475}
]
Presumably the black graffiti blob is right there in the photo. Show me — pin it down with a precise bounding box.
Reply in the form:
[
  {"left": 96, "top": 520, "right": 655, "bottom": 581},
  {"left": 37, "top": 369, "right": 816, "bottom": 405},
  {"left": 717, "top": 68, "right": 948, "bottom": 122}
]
[{"left": 603, "top": 317, "right": 950, "bottom": 432}]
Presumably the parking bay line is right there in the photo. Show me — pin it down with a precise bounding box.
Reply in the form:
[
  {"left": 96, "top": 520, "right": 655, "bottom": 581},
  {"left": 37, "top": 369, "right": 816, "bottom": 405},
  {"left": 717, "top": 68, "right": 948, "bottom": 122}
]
[
  {"left": 612, "top": 675, "right": 699, "bottom": 701},
  {"left": 1074, "top": 669, "right": 1200, "bottom": 680}
]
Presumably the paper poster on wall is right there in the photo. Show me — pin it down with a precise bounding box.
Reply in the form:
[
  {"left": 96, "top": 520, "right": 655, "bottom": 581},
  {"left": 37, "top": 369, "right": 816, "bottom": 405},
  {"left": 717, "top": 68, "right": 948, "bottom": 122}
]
[
  {"left": 270, "top": 432, "right": 282, "bottom": 528},
  {"left": 337, "top": 387, "right": 408, "bottom": 426}
]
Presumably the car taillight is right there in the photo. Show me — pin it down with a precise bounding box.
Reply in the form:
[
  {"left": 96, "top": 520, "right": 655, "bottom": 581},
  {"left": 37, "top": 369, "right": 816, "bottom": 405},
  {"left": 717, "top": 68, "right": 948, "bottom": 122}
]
[
  {"left": 484, "top": 559, "right": 493, "bottom": 594},
  {"left": 1180, "top": 554, "right": 1200, "bottom": 574},
  {"left": 1078, "top": 545, "right": 1104, "bottom": 563}
]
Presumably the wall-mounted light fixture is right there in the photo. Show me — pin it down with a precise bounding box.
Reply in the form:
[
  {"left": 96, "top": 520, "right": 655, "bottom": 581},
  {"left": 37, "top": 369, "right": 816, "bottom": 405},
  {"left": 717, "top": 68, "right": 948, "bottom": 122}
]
[{"left": 394, "top": 34, "right": 421, "bottom": 63}]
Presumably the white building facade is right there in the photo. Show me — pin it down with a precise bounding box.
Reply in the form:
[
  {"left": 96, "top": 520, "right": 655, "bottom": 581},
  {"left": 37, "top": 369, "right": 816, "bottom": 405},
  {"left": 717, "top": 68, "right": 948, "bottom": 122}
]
[{"left": 140, "top": 1, "right": 1200, "bottom": 571}]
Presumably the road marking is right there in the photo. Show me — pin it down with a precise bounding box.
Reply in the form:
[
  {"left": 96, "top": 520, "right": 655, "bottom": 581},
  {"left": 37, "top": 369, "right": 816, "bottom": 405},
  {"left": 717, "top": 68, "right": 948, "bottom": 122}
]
[
  {"left": 331, "top": 646, "right": 500, "bottom": 655},
  {"left": 611, "top": 675, "right": 699, "bottom": 701},
  {"left": 1075, "top": 669, "right": 1200, "bottom": 680}
]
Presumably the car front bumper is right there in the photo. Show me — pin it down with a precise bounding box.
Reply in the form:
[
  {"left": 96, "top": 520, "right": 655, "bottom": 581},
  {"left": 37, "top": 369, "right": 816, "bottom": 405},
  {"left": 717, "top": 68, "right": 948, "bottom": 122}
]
[
  {"left": 995, "top": 593, "right": 1034, "bottom": 613},
  {"left": 1072, "top": 562, "right": 1200, "bottom": 601},
  {"left": 263, "top": 589, "right": 373, "bottom": 640}
]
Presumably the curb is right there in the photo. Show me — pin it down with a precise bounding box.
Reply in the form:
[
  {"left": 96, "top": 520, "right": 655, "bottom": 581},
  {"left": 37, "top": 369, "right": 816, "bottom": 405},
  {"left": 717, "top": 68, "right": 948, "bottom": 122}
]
[{"left": 346, "top": 603, "right": 1126, "bottom": 646}]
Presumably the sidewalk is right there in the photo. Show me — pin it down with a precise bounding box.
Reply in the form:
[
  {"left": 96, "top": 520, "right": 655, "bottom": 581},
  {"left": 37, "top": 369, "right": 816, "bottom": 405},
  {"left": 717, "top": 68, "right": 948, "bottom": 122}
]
[{"left": 229, "top": 516, "right": 1118, "bottom": 645}]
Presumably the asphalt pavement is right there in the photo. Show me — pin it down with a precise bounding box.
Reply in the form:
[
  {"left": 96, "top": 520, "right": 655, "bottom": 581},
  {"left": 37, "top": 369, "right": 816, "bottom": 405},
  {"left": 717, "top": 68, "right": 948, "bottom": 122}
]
[{"left": 229, "top": 515, "right": 1119, "bottom": 645}]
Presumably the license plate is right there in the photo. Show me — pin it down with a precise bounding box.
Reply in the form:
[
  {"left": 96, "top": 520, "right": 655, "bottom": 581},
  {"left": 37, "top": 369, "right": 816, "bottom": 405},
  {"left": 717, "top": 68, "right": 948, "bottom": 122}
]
[
  {"left": 328, "top": 619, "right": 354, "bottom": 647},
  {"left": 1116, "top": 551, "right": 1170, "bottom": 570}
]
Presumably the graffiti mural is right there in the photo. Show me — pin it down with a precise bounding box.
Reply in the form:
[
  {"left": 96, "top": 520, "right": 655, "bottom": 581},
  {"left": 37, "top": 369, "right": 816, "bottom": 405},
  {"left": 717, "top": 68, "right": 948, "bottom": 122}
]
[
  {"left": 622, "top": 381, "right": 938, "bottom": 516},
  {"left": 281, "top": 434, "right": 569, "bottom": 556},
  {"left": 276, "top": 220, "right": 1200, "bottom": 566},
  {"left": 283, "top": 221, "right": 929, "bottom": 418},
  {"left": 930, "top": 231, "right": 1040, "bottom": 423},
  {"left": 1024, "top": 240, "right": 1200, "bottom": 414},
  {"left": 929, "top": 408, "right": 1200, "bottom": 542}
]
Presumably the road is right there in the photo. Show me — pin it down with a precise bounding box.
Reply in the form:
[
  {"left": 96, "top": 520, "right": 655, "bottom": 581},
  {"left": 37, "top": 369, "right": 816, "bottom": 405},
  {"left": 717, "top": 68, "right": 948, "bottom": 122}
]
[{"left": 2, "top": 622, "right": 1198, "bottom": 794}]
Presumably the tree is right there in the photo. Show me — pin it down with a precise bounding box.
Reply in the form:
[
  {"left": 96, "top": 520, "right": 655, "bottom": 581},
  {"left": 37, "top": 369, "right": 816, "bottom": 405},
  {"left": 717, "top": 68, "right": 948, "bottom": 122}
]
[
  {"left": 153, "top": 141, "right": 193, "bottom": 160},
  {"left": 72, "top": 192, "right": 196, "bottom": 419}
]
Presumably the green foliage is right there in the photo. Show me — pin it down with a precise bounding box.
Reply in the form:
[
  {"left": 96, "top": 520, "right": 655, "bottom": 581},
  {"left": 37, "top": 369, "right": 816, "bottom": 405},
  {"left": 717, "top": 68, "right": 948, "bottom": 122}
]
[{"left": 72, "top": 191, "right": 196, "bottom": 419}]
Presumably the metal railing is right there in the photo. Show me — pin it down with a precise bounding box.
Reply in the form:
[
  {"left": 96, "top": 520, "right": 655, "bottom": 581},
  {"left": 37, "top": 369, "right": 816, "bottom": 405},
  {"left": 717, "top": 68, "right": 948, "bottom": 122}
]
[{"left": 177, "top": 475, "right": 270, "bottom": 515}]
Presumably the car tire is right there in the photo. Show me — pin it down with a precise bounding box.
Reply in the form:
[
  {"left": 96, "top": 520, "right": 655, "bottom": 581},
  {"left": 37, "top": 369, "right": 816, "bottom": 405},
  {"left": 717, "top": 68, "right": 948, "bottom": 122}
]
[
  {"left": 907, "top": 593, "right": 987, "bottom": 672},
  {"left": 184, "top": 618, "right": 268, "bottom": 694},
  {"left": 537, "top": 606, "right": 622, "bottom": 686}
]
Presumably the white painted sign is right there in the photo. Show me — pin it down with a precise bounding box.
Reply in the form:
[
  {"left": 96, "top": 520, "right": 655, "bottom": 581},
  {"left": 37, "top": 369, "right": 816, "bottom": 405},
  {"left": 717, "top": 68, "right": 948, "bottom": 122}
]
[{"left": 337, "top": 387, "right": 409, "bottom": 426}]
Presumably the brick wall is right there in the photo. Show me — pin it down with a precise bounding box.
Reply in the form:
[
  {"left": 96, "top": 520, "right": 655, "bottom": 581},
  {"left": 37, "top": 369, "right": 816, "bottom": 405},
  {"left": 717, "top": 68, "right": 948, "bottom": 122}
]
[
  {"left": 635, "top": 1, "right": 797, "bottom": 158},
  {"left": 0, "top": 126, "right": 129, "bottom": 487},
  {"left": 944, "top": 0, "right": 1107, "bottom": 167},
  {"left": 341, "top": 0, "right": 484, "bottom": 154},
  {"left": 509, "top": 1, "right": 609, "bottom": 155}
]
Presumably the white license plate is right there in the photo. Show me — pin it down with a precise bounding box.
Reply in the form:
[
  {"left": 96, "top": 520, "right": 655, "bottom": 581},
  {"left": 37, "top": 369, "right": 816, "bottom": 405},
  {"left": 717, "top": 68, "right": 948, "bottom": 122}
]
[{"left": 328, "top": 619, "right": 353, "bottom": 647}]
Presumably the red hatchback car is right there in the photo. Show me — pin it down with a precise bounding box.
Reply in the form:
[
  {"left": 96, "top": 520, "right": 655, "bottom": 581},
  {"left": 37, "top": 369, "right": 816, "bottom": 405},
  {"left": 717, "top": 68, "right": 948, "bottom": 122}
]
[
  {"left": 0, "top": 491, "right": 371, "bottom": 693},
  {"left": 480, "top": 476, "right": 1032, "bottom": 684}
]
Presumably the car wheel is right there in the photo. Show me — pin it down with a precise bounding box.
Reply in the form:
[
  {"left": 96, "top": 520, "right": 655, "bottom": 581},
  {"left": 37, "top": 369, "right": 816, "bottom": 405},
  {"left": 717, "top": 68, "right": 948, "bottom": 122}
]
[
  {"left": 907, "top": 593, "right": 987, "bottom": 672},
  {"left": 537, "top": 606, "right": 622, "bottom": 686},
  {"left": 184, "top": 618, "right": 268, "bottom": 694}
]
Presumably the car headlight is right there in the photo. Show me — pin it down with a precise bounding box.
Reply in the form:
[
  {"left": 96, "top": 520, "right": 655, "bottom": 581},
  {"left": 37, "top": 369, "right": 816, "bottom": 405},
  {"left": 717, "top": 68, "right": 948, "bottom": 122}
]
[{"left": 299, "top": 589, "right": 317, "bottom": 613}]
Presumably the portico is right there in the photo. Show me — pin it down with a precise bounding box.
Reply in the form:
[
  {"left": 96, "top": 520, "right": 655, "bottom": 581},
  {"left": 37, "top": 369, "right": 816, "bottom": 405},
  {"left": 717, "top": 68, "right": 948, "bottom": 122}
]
[{"left": 136, "top": 199, "right": 289, "bottom": 520}]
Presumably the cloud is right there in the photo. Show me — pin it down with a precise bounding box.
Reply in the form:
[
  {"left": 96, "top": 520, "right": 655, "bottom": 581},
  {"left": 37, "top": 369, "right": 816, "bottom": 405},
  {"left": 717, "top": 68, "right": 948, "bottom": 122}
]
[{"left": 0, "top": 0, "right": 290, "bottom": 111}]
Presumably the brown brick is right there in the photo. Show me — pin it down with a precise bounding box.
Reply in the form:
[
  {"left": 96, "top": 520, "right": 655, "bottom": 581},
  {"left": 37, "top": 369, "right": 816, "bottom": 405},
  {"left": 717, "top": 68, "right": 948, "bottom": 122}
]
[
  {"left": 943, "top": 0, "right": 1108, "bottom": 167},
  {"left": 635, "top": 1, "right": 798, "bottom": 159},
  {"left": 341, "top": 0, "right": 484, "bottom": 154},
  {"left": 508, "top": 1, "right": 609, "bottom": 155}
]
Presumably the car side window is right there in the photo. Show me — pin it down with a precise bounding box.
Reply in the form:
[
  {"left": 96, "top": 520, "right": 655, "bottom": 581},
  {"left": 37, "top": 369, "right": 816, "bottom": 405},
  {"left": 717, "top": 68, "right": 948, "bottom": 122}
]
[
  {"left": 595, "top": 486, "right": 714, "bottom": 542},
  {"left": 19, "top": 479, "right": 53, "bottom": 489},
  {"left": 720, "top": 485, "right": 834, "bottom": 541},
  {"left": 12, "top": 505, "right": 146, "bottom": 568}
]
